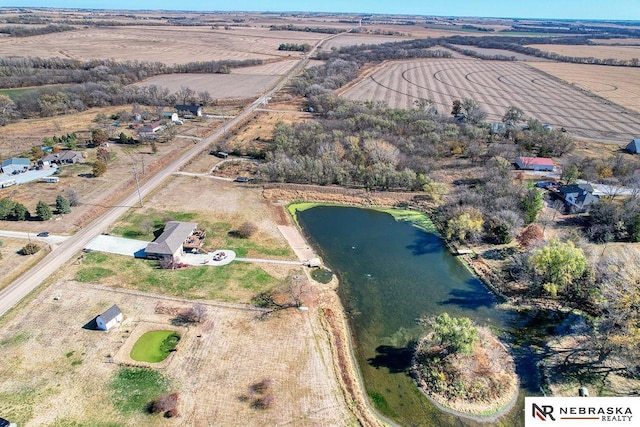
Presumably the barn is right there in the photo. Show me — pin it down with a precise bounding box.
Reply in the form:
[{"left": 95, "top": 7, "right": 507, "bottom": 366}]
[
  {"left": 515, "top": 156, "right": 555, "bottom": 171},
  {"left": 96, "top": 305, "right": 123, "bottom": 331}
]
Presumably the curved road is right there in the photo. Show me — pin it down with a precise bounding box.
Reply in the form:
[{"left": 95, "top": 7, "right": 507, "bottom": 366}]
[{"left": 0, "top": 33, "right": 338, "bottom": 318}]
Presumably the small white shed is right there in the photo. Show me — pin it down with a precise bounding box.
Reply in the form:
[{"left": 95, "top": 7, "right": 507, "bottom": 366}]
[{"left": 96, "top": 304, "right": 123, "bottom": 331}]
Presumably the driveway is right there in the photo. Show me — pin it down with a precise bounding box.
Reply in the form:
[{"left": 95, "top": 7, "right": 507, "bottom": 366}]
[{"left": 84, "top": 235, "right": 149, "bottom": 257}]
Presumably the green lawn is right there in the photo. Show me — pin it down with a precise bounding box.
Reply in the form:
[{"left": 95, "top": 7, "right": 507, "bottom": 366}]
[
  {"left": 110, "top": 209, "right": 292, "bottom": 259},
  {"left": 77, "top": 252, "right": 278, "bottom": 302},
  {"left": 110, "top": 367, "right": 170, "bottom": 414},
  {"left": 130, "top": 330, "right": 180, "bottom": 363}
]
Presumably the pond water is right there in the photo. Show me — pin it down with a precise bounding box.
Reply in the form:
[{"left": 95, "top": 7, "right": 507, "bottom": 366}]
[{"left": 296, "top": 206, "right": 570, "bottom": 426}]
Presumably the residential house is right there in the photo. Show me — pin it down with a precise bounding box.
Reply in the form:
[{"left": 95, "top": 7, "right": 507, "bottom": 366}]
[
  {"left": 0, "top": 158, "right": 30, "bottom": 175},
  {"left": 626, "top": 138, "right": 640, "bottom": 154},
  {"left": 515, "top": 156, "right": 555, "bottom": 172},
  {"left": 96, "top": 305, "right": 123, "bottom": 331},
  {"left": 175, "top": 104, "right": 203, "bottom": 117},
  {"left": 145, "top": 221, "right": 200, "bottom": 263},
  {"left": 41, "top": 151, "right": 84, "bottom": 165},
  {"left": 140, "top": 120, "right": 165, "bottom": 133},
  {"left": 558, "top": 183, "right": 599, "bottom": 212}
]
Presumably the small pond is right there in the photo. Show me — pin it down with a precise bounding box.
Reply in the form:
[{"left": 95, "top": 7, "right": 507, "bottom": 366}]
[
  {"left": 130, "top": 330, "right": 180, "bottom": 363},
  {"left": 296, "top": 206, "right": 575, "bottom": 426}
]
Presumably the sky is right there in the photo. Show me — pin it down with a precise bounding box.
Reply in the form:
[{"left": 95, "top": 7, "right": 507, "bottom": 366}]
[{"left": 3, "top": 1, "right": 639, "bottom": 21}]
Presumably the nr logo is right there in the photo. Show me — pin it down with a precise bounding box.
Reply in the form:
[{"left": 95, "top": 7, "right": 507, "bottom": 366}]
[{"left": 532, "top": 403, "right": 556, "bottom": 421}]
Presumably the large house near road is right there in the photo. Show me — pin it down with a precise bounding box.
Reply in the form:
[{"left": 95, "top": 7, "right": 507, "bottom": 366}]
[
  {"left": 41, "top": 151, "right": 84, "bottom": 165},
  {"left": 626, "top": 139, "right": 640, "bottom": 154},
  {"left": 558, "top": 183, "right": 599, "bottom": 212},
  {"left": 145, "top": 221, "right": 205, "bottom": 263},
  {"left": 515, "top": 156, "right": 555, "bottom": 171},
  {"left": 0, "top": 157, "right": 30, "bottom": 174},
  {"left": 96, "top": 304, "right": 123, "bottom": 331},
  {"left": 175, "top": 104, "right": 203, "bottom": 117}
]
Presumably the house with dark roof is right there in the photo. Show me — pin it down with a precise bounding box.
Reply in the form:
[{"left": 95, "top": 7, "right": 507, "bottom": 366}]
[
  {"left": 175, "top": 104, "right": 203, "bottom": 117},
  {"left": 558, "top": 183, "right": 599, "bottom": 212},
  {"left": 626, "top": 139, "right": 640, "bottom": 154},
  {"left": 515, "top": 156, "right": 555, "bottom": 172},
  {"left": 41, "top": 151, "right": 84, "bottom": 165},
  {"left": 96, "top": 304, "right": 123, "bottom": 331},
  {"left": 145, "top": 221, "right": 199, "bottom": 262},
  {"left": 0, "top": 157, "right": 30, "bottom": 174}
]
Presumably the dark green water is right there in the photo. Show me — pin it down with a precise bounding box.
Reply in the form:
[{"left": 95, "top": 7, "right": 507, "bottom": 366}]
[{"left": 297, "top": 206, "right": 541, "bottom": 427}]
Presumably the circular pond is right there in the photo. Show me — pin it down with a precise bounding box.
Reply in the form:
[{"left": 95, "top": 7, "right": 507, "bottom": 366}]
[{"left": 130, "top": 330, "right": 180, "bottom": 363}]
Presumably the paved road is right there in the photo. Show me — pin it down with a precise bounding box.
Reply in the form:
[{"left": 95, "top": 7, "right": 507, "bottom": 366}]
[
  {"left": 0, "top": 230, "right": 69, "bottom": 245},
  {"left": 0, "top": 34, "right": 333, "bottom": 319}
]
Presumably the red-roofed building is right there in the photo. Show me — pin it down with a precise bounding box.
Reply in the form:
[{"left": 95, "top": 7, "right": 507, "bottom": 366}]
[{"left": 515, "top": 156, "right": 555, "bottom": 172}]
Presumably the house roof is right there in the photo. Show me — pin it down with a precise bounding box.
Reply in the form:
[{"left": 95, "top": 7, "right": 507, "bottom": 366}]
[
  {"left": 516, "top": 156, "right": 555, "bottom": 166},
  {"left": 627, "top": 139, "right": 640, "bottom": 153},
  {"left": 1, "top": 158, "right": 30, "bottom": 167},
  {"left": 559, "top": 183, "right": 594, "bottom": 194},
  {"left": 145, "top": 221, "right": 198, "bottom": 256},
  {"left": 175, "top": 104, "right": 202, "bottom": 113},
  {"left": 42, "top": 151, "right": 82, "bottom": 162},
  {"left": 99, "top": 304, "right": 122, "bottom": 323}
]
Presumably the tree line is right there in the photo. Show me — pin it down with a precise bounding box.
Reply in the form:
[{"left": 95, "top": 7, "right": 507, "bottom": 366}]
[{"left": 0, "top": 24, "right": 75, "bottom": 37}]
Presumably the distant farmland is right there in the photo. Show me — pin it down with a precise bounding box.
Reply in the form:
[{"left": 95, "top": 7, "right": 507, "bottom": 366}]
[{"left": 342, "top": 58, "right": 640, "bottom": 143}]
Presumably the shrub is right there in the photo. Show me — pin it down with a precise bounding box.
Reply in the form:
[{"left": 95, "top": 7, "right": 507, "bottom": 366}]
[
  {"left": 232, "top": 221, "right": 258, "bottom": 238},
  {"left": 150, "top": 392, "right": 179, "bottom": 417},
  {"left": 21, "top": 242, "right": 41, "bottom": 255},
  {"left": 93, "top": 160, "right": 107, "bottom": 177}
]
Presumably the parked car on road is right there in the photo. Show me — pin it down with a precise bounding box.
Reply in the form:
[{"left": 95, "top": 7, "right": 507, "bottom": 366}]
[
  {"left": 37, "top": 231, "right": 50, "bottom": 237},
  {"left": 234, "top": 176, "right": 250, "bottom": 183}
]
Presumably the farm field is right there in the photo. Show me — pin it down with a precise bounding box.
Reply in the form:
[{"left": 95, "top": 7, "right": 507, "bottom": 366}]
[
  {"left": 136, "top": 60, "right": 298, "bottom": 100},
  {"left": 320, "top": 33, "right": 414, "bottom": 50},
  {"left": 342, "top": 58, "right": 640, "bottom": 143},
  {"left": 529, "top": 62, "right": 640, "bottom": 114},
  {"left": 449, "top": 44, "right": 550, "bottom": 61},
  {"left": 0, "top": 26, "right": 325, "bottom": 64},
  {"left": 528, "top": 44, "right": 640, "bottom": 61},
  {"left": 0, "top": 281, "right": 353, "bottom": 426}
]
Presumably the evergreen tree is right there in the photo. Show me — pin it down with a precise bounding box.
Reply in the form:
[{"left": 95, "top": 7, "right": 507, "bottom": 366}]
[
  {"left": 55, "top": 195, "right": 71, "bottom": 214},
  {"left": 35, "top": 201, "right": 53, "bottom": 221}
]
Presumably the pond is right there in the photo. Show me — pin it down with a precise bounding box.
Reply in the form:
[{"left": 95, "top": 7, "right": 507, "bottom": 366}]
[
  {"left": 296, "top": 206, "right": 569, "bottom": 426},
  {"left": 130, "top": 330, "right": 180, "bottom": 363}
]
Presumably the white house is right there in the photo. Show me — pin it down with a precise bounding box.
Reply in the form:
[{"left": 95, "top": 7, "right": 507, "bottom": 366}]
[{"left": 96, "top": 305, "right": 123, "bottom": 331}]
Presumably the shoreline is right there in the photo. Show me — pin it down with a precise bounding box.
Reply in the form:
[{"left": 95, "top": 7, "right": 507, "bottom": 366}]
[{"left": 268, "top": 192, "right": 517, "bottom": 425}]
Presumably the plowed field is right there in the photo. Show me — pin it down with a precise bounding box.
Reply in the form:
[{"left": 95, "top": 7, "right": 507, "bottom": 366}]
[{"left": 342, "top": 58, "right": 640, "bottom": 142}]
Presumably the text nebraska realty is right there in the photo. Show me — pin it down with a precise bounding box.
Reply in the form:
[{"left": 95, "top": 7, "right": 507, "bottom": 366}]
[
  {"left": 555, "top": 405, "right": 632, "bottom": 422},
  {"left": 526, "top": 397, "right": 638, "bottom": 425}
]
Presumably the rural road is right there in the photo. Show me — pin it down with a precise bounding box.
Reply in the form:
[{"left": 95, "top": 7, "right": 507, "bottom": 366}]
[
  {"left": 0, "top": 32, "right": 335, "bottom": 319},
  {"left": 0, "top": 230, "right": 69, "bottom": 245}
]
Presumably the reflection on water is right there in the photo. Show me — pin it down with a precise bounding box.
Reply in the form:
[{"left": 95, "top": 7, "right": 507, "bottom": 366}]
[{"left": 297, "top": 206, "right": 571, "bottom": 427}]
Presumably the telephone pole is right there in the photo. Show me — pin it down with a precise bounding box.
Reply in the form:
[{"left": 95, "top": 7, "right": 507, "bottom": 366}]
[{"left": 132, "top": 163, "right": 143, "bottom": 207}]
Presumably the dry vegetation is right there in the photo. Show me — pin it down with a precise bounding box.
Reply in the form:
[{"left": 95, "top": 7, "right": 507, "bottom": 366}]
[
  {"left": 0, "top": 26, "right": 324, "bottom": 64},
  {"left": 529, "top": 62, "right": 640, "bottom": 114},
  {"left": 529, "top": 44, "right": 640, "bottom": 61},
  {"left": 0, "top": 281, "right": 354, "bottom": 426},
  {"left": 342, "top": 58, "right": 640, "bottom": 142}
]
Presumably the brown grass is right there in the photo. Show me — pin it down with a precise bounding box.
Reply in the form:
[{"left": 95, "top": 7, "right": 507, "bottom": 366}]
[
  {"left": 0, "top": 238, "right": 49, "bottom": 292},
  {"left": 0, "top": 281, "right": 354, "bottom": 426}
]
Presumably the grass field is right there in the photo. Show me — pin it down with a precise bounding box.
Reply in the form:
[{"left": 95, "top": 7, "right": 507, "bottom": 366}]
[{"left": 342, "top": 58, "right": 640, "bottom": 143}]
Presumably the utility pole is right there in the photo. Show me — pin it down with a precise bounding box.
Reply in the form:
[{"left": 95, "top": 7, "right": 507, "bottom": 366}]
[{"left": 132, "top": 162, "right": 143, "bottom": 207}]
